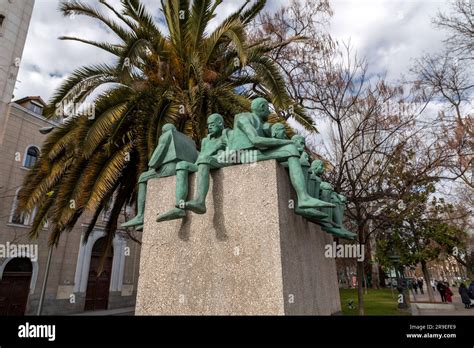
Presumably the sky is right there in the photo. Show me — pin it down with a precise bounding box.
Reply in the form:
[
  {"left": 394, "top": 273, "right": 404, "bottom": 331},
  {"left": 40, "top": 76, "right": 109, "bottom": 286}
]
[{"left": 14, "top": 0, "right": 451, "bottom": 102}]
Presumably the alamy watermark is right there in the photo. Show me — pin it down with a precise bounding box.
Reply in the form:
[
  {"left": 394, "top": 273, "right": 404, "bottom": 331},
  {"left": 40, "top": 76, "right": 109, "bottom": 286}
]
[
  {"left": 216, "top": 149, "right": 258, "bottom": 165},
  {"left": 18, "top": 323, "right": 55, "bottom": 341},
  {"left": 0, "top": 242, "right": 38, "bottom": 262},
  {"left": 55, "top": 101, "right": 95, "bottom": 119},
  {"left": 324, "top": 242, "right": 364, "bottom": 261}
]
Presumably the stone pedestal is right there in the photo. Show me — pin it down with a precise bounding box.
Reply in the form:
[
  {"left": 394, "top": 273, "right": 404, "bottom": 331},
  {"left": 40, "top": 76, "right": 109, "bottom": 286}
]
[{"left": 136, "top": 160, "right": 341, "bottom": 315}]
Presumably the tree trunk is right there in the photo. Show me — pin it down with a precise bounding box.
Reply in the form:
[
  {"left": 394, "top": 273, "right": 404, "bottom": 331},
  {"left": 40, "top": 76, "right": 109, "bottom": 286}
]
[
  {"left": 345, "top": 267, "right": 351, "bottom": 289},
  {"left": 421, "top": 260, "right": 435, "bottom": 302},
  {"left": 357, "top": 260, "right": 365, "bottom": 315},
  {"left": 379, "top": 265, "right": 387, "bottom": 288},
  {"left": 371, "top": 262, "right": 380, "bottom": 289}
]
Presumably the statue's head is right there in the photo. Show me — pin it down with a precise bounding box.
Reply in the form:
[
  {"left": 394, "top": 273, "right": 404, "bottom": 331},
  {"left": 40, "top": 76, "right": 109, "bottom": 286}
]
[
  {"left": 207, "top": 113, "right": 224, "bottom": 137},
  {"left": 339, "top": 194, "right": 347, "bottom": 204},
  {"left": 291, "top": 135, "right": 305, "bottom": 153},
  {"left": 310, "top": 159, "right": 325, "bottom": 176},
  {"left": 162, "top": 123, "right": 176, "bottom": 133},
  {"left": 271, "top": 123, "right": 286, "bottom": 139},
  {"left": 330, "top": 191, "right": 340, "bottom": 203},
  {"left": 251, "top": 97, "right": 270, "bottom": 120}
]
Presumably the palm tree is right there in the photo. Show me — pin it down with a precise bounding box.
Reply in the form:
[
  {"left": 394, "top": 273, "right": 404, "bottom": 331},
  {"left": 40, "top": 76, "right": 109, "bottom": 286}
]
[{"left": 17, "top": 0, "right": 313, "bottom": 248}]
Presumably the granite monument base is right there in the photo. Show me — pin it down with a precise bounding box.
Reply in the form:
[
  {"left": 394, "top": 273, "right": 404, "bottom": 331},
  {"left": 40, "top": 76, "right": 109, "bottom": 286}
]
[{"left": 136, "top": 160, "right": 341, "bottom": 315}]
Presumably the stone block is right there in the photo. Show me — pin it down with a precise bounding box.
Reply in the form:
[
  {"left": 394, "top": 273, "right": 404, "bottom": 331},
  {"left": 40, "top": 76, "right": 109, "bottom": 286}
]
[{"left": 136, "top": 160, "right": 341, "bottom": 315}]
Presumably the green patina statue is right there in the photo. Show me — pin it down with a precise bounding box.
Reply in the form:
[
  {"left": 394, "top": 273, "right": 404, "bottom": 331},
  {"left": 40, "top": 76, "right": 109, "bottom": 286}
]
[
  {"left": 121, "top": 123, "right": 198, "bottom": 229},
  {"left": 286, "top": 136, "right": 330, "bottom": 221},
  {"left": 331, "top": 193, "right": 357, "bottom": 239},
  {"left": 124, "top": 97, "right": 355, "bottom": 240},
  {"left": 270, "top": 123, "right": 286, "bottom": 139},
  {"left": 228, "top": 98, "right": 334, "bottom": 210},
  {"left": 156, "top": 113, "right": 231, "bottom": 221},
  {"left": 307, "top": 159, "right": 324, "bottom": 199},
  {"left": 318, "top": 181, "right": 356, "bottom": 239}
]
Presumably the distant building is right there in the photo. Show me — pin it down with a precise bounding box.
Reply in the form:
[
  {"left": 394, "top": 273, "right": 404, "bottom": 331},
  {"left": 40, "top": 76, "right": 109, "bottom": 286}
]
[
  {"left": 0, "top": 0, "right": 35, "bottom": 144},
  {"left": 0, "top": 97, "right": 141, "bottom": 315}
]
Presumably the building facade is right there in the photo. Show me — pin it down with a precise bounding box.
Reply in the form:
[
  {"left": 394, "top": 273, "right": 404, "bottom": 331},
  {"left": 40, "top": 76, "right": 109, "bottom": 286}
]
[
  {"left": 0, "top": 98, "right": 142, "bottom": 315},
  {"left": 0, "top": 0, "right": 35, "bottom": 144}
]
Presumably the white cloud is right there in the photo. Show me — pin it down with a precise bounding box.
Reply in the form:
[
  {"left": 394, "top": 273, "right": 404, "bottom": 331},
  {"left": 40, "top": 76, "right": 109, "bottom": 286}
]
[
  {"left": 14, "top": 0, "right": 454, "bottom": 102},
  {"left": 329, "top": 0, "right": 451, "bottom": 81}
]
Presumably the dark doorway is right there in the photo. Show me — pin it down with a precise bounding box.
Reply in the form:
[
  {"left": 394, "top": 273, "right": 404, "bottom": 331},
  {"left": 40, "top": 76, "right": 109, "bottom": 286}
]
[
  {"left": 84, "top": 238, "right": 113, "bottom": 311},
  {"left": 0, "top": 258, "right": 33, "bottom": 316}
]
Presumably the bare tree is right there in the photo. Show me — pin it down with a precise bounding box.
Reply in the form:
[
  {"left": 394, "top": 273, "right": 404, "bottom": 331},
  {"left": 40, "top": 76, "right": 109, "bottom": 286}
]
[
  {"left": 434, "top": 0, "right": 474, "bottom": 60},
  {"left": 255, "top": 0, "right": 462, "bottom": 314},
  {"left": 412, "top": 53, "right": 474, "bottom": 190}
]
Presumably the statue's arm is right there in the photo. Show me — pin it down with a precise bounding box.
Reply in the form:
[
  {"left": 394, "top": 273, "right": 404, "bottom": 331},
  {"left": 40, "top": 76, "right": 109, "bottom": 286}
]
[
  {"left": 238, "top": 118, "right": 292, "bottom": 149},
  {"left": 148, "top": 133, "right": 171, "bottom": 168},
  {"left": 262, "top": 122, "right": 271, "bottom": 137}
]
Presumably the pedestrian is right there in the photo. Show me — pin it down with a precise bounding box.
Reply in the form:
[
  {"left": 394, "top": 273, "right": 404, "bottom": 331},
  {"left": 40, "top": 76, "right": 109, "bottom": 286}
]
[
  {"left": 459, "top": 283, "right": 471, "bottom": 309},
  {"left": 436, "top": 280, "right": 446, "bottom": 302},
  {"left": 445, "top": 282, "right": 453, "bottom": 303},
  {"left": 468, "top": 280, "right": 474, "bottom": 300},
  {"left": 431, "top": 279, "right": 436, "bottom": 292},
  {"left": 412, "top": 280, "right": 418, "bottom": 294},
  {"left": 417, "top": 278, "right": 424, "bottom": 294}
]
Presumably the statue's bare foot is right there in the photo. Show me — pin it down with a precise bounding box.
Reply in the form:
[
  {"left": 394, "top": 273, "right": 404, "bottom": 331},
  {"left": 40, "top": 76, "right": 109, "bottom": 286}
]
[
  {"left": 299, "top": 197, "right": 335, "bottom": 209},
  {"left": 322, "top": 225, "right": 345, "bottom": 238},
  {"left": 185, "top": 200, "right": 206, "bottom": 214},
  {"left": 156, "top": 208, "right": 186, "bottom": 222},
  {"left": 121, "top": 215, "right": 144, "bottom": 227},
  {"left": 295, "top": 207, "right": 328, "bottom": 220}
]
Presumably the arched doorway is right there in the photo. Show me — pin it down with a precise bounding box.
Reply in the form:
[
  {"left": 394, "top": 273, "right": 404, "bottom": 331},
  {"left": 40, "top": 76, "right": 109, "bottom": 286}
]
[
  {"left": 0, "top": 258, "right": 32, "bottom": 315},
  {"left": 84, "top": 238, "right": 113, "bottom": 311}
]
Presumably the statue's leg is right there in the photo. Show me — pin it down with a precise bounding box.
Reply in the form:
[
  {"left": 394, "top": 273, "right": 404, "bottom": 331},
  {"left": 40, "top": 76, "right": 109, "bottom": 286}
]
[
  {"left": 156, "top": 168, "right": 190, "bottom": 222},
  {"left": 185, "top": 164, "right": 210, "bottom": 214},
  {"left": 257, "top": 145, "right": 335, "bottom": 210},
  {"left": 175, "top": 168, "right": 189, "bottom": 208},
  {"left": 287, "top": 156, "right": 335, "bottom": 209},
  {"left": 122, "top": 182, "right": 147, "bottom": 227}
]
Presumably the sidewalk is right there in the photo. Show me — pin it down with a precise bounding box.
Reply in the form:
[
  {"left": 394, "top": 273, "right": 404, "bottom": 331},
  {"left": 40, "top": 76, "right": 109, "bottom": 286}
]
[
  {"left": 409, "top": 287, "right": 474, "bottom": 316},
  {"left": 70, "top": 307, "right": 135, "bottom": 316}
]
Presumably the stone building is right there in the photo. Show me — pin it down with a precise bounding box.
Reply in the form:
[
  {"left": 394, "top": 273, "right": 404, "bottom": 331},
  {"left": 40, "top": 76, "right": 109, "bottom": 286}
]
[
  {"left": 0, "top": 97, "right": 142, "bottom": 315},
  {"left": 0, "top": 0, "right": 35, "bottom": 144},
  {"left": 0, "top": 0, "right": 141, "bottom": 316}
]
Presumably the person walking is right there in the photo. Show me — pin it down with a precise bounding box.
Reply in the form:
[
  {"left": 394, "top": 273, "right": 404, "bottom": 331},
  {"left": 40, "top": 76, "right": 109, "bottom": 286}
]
[
  {"left": 468, "top": 280, "right": 474, "bottom": 300},
  {"left": 436, "top": 280, "right": 446, "bottom": 302},
  {"left": 459, "top": 283, "right": 471, "bottom": 309},
  {"left": 417, "top": 278, "right": 424, "bottom": 294},
  {"left": 412, "top": 280, "right": 418, "bottom": 294},
  {"left": 431, "top": 279, "right": 436, "bottom": 292},
  {"left": 445, "top": 282, "right": 453, "bottom": 303}
]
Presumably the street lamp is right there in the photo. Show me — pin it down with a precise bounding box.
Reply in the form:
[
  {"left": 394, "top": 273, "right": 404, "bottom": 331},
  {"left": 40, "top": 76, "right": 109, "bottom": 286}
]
[{"left": 388, "top": 253, "right": 408, "bottom": 309}]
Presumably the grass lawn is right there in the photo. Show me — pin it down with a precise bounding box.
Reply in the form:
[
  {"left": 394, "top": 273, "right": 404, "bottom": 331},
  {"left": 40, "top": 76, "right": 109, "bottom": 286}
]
[{"left": 339, "top": 288, "right": 411, "bottom": 315}]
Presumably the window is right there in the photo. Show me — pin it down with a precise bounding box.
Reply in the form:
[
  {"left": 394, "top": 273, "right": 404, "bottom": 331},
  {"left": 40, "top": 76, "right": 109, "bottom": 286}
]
[
  {"left": 26, "top": 102, "right": 43, "bottom": 115},
  {"left": 10, "top": 188, "right": 29, "bottom": 225},
  {"left": 0, "top": 14, "right": 5, "bottom": 37},
  {"left": 24, "top": 146, "right": 39, "bottom": 168}
]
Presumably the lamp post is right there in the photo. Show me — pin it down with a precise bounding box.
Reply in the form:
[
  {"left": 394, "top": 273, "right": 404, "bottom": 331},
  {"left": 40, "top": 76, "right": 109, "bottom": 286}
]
[
  {"left": 388, "top": 254, "right": 408, "bottom": 309},
  {"left": 36, "top": 126, "right": 55, "bottom": 315}
]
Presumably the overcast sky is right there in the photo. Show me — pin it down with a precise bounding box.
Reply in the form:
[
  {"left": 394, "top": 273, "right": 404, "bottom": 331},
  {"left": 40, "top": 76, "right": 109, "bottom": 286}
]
[{"left": 14, "top": 0, "right": 451, "bottom": 102}]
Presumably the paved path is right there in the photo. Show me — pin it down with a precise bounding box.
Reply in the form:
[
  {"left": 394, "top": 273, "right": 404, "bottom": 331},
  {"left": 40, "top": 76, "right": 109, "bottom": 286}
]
[
  {"left": 70, "top": 306, "right": 135, "bottom": 316},
  {"left": 409, "top": 287, "right": 474, "bottom": 316}
]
